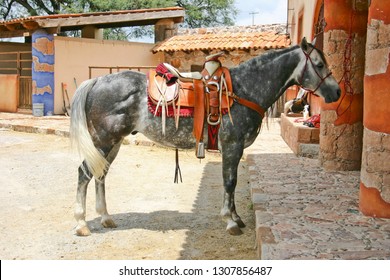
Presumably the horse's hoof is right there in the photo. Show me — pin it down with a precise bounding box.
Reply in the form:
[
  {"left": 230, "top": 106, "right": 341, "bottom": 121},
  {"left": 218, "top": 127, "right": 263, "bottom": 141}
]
[
  {"left": 101, "top": 218, "right": 117, "bottom": 228},
  {"left": 76, "top": 226, "right": 91, "bottom": 236},
  {"left": 235, "top": 219, "right": 246, "bottom": 228},
  {"left": 226, "top": 221, "right": 243, "bottom": 236}
]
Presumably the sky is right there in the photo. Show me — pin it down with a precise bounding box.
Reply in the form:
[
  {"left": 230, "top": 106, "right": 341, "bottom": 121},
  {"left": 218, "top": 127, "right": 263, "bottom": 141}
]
[
  {"left": 1, "top": 1, "right": 288, "bottom": 42},
  {"left": 234, "top": 0, "right": 288, "bottom": 26}
]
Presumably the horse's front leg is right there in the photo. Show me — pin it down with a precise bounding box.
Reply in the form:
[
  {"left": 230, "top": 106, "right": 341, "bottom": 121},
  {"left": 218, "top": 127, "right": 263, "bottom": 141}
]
[{"left": 221, "top": 142, "right": 245, "bottom": 235}]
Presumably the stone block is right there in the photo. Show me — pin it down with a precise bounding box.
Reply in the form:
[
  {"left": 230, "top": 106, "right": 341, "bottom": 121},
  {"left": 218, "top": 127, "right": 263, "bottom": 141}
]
[
  {"left": 320, "top": 135, "right": 336, "bottom": 153},
  {"left": 320, "top": 110, "right": 337, "bottom": 123},
  {"left": 378, "top": 22, "right": 390, "bottom": 48},
  {"left": 367, "top": 151, "right": 390, "bottom": 172},
  {"left": 255, "top": 224, "right": 277, "bottom": 259},
  {"left": 381, "top": 179, "right": 390, "bottom": 203},
  {"left": 363, "top": 128, "right": 382, "bottom": 149},
  {"left": 365, "top": 48, "right": 390, "bottom": 76},
  {"left": 312, "top": 129, "right": 320, "bottom": 142},
  {"left": 298, "top": 127, "right": 312, "bottom": 143},
  {"left": 382, "top": 133, "right": 390, "bottom": 151},
  {"left": 329, "top": 29, "right": 348, "bottom": 42},
  {"left": 280, "top": 113, "right": 320, "bottom": 157}
]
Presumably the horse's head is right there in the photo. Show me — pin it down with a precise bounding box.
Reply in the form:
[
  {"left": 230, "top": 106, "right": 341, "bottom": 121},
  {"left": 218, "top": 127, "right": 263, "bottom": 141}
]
[{"left": 297, "top": 37, "right": 341, "bottom": 103}]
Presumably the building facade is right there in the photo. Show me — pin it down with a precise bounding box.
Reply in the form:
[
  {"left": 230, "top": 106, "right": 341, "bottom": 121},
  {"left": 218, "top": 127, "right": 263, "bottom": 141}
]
[{"left": 287, "top": 0, "right": 390, "bottom": 218}]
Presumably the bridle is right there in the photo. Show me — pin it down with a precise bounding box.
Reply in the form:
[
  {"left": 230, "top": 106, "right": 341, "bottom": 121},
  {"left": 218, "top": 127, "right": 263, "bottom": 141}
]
[{"left": 298, "top": 47, "right": 333, "bottom": 95}]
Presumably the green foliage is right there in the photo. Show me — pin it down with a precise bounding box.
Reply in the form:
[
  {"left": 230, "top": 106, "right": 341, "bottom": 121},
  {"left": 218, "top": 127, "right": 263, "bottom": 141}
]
[
  {"left": 178, "top": 0, "right": 237, "bottom": 28},
  {"left": 1, "top": 0, "right": 237, "bottom": 40}
]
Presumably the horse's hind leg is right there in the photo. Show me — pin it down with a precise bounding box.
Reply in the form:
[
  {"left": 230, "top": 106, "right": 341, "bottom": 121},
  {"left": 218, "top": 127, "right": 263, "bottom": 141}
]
[
  {"left": 74, "top": 141, "right": 122, "bottom": 236},
  {"left": 74, "top": 161, "right": 93, "bottom": 236},
  {"left": 221, "top": 143, "right": 246, "bottom": 236},
  {"left": 94, "top": 141, "right": 122, "bottom": 229},
  {"left": 95, "top": 176, "right": 117, "bottom": 229}
]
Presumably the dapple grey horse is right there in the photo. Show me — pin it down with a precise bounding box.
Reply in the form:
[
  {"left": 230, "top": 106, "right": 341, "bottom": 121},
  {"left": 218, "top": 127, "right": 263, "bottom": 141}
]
[{"left": 70, "top": 38, "right": 341, "bottom": 236}]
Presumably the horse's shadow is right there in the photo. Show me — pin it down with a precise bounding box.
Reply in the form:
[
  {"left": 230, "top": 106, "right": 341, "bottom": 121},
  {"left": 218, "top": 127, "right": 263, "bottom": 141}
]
[
  {"left": 87, "top": 160, "right": 255, "bottom": 259},
  {"left": 88, "top": 160, "right": 224, "bottom": 234},
  {"left": 88, "top": 210, "right": 199, "bottom": 233}
]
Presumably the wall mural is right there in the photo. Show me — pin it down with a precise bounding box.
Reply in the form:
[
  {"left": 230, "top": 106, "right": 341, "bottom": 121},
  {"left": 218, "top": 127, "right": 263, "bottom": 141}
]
[{"left": 32, "top": 30, "right": 54, "bottom": 116}]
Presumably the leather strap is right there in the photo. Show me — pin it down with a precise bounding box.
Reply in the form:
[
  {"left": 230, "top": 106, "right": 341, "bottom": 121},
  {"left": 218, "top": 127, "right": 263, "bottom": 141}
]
[
  {"left": 193, "top": 79, "right": 205, "bottom": 143},
  {"left": 230, "top": 93, "right": 265, "bottom": 119}
]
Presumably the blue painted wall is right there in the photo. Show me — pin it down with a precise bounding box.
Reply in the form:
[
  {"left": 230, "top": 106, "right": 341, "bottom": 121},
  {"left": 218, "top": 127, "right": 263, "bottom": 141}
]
[{"left": 32, "top": 30, "right": 54, "bottom": 116}]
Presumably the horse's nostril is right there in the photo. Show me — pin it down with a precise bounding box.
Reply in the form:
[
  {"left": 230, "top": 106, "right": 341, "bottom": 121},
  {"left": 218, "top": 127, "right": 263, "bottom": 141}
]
[{"left": 337, "top": 89, "right": 341, "bottom": 98}]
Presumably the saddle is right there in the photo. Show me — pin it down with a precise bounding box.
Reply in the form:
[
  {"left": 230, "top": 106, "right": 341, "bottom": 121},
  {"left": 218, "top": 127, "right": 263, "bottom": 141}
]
[{"left": 147, "top": 52, "right": 265, "bottom": 159}]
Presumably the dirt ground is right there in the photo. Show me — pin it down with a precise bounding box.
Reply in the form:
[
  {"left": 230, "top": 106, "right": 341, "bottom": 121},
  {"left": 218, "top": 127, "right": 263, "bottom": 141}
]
[{"left": 0, "top": 129, "right": 257, "bottom": 260}]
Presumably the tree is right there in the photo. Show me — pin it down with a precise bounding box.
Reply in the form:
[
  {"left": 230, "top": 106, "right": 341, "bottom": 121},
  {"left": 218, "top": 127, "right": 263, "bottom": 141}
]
[
  {"left": 0, "top": 0, "right": 237, "bottom": 40},
  {"left": 0, "top": 0, "right": 64, "bottom": 19}
]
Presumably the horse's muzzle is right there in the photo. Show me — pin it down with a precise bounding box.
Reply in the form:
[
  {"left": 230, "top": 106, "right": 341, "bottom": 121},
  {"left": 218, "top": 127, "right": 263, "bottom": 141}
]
[{"left": 324, "top": 87, "right": 341, "bottom": 103}]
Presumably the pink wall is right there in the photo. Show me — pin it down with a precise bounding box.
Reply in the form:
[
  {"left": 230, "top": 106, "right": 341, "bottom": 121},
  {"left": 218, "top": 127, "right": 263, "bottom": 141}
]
[{"left": 53, "top": 36, "right": 164, "bottom": 115}]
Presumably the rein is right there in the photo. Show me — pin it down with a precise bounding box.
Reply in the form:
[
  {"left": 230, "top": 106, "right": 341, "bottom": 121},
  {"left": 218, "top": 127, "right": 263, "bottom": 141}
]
[{"left": 298, "top": 48, "right": 333, "bottom": 95}]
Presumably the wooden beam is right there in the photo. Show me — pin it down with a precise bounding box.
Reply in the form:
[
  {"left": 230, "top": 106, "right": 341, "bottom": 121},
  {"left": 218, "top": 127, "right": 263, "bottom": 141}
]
[
  {"left": 34, "top": 10, "right": 184, "bottom": 28},
  {"left": 22, "top": 21, "right": 39, "bottom": 30},
  {"left": 4, "top": 23, "right": 17, "bottom": 31},
  {"left": 0, "top": 8, "right": 184, "bottom": 38},
  {"left": 0, "top": 30, "right": 31, "bottom": 38}
]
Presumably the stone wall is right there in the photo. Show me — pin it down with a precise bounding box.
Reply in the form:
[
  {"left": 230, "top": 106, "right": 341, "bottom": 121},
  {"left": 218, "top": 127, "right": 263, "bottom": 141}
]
[
  {"left": 280, "top": 113, "right": 320, "bottom": 158},
  {"left": 361, "top": 129, "right": 390, "bottom": 202},
  {"left": 320, "top": 110, "right": 363, "bottom": 170}
]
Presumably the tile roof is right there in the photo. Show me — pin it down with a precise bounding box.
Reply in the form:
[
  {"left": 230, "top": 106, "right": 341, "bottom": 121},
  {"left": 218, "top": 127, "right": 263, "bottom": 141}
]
[{"left": 153, "top": 25, "right": 291, "bottom": 53}]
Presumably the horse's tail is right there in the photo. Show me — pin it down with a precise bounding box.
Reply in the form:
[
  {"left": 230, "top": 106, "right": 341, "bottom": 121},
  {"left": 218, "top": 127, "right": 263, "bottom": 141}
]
[{"left": 70, "top": 78, "right": 108, "bottom": 179}]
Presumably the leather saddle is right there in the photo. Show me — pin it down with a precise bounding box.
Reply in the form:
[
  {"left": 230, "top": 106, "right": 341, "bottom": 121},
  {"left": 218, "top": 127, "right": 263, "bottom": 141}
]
[
  {"left": 147, "top": 52, "right": 265, "bottom": 158},
  {"left": 148, "top": 52, "right": 234, "bottom": 157},
  {"left": 148, "top": 69, "right": 233, "bottom": 109}
]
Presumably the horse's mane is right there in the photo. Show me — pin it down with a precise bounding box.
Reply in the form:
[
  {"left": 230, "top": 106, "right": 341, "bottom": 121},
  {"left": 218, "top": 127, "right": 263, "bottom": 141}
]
[
  {"left": 233, "top": 45, "right": 301, "bottom": 70},
  {"left": 232, "top": 43, "right": 327, "bottom": 70}
]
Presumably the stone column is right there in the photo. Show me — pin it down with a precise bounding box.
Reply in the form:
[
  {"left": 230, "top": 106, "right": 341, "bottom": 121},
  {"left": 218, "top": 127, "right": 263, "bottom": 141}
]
[
  {"left": 359, "top": 0, "right": 390, "bottom": 218},
  {"left": 154, "top": 19, "right": 177, "bottom": 43},
  {"left": 81, "top": 26, "right": 103, "bottom": 40},
  {"left": 32, "top": 29, "right": 55, "bottom": 116},
  {"left": 319, "top": 0, "right": 368, "bottom": 171}
]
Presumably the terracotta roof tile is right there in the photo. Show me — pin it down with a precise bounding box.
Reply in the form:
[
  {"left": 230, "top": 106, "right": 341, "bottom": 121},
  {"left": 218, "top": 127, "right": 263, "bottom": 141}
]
[{"left": 153, "top": 30, "right": 290, "bottom": 53}]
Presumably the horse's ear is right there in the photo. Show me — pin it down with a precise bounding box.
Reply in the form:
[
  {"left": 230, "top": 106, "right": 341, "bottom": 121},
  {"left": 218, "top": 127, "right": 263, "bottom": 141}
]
[
  {"left": 311, "top": 37, "right": 317, "bottom": 47},
  {"left": 300, "top": 37, "right": 309, "bottom": 52}
]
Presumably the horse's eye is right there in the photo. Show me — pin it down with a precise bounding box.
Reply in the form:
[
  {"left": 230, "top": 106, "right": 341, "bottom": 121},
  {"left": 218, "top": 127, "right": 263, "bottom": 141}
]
[{"left": 317, "top": 63, "right": 324, "bottom": 69}]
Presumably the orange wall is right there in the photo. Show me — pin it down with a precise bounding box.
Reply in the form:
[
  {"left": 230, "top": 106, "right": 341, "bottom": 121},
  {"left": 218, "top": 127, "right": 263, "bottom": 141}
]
[
  {"left": 322, "top": 0, "right": 367, "bottom": 126},
  {"left": 364, "top": 2, "right": 390, "bottom": 134},
  {"left": 0, "top": 74, "right": 18, "bottom": 112},
  {"left": 53, "top": 36, "right": 164, "bottom": 115},
  {"left": 359, "top": 0, "right": 390, "bottom": 217}
]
